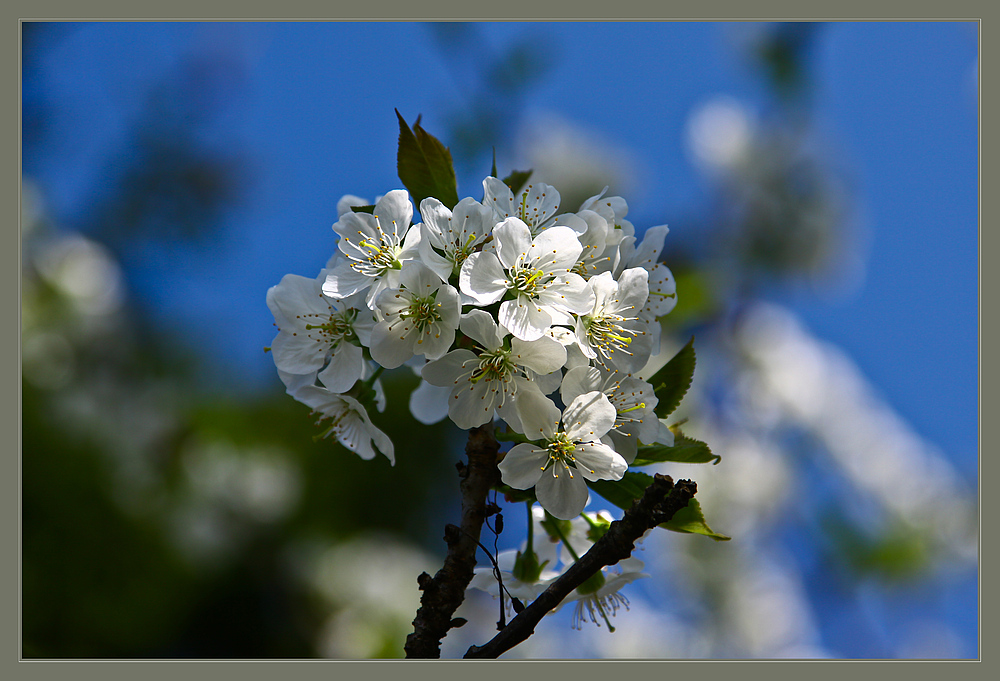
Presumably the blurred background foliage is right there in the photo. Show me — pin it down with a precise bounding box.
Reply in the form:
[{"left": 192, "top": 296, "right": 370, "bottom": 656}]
[{"left": 21, "top": 21, "right": 977, "bottom": 659}]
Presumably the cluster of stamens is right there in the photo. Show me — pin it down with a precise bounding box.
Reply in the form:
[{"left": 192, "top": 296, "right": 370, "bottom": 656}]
[
  {"left": 585, "top": 313, "right": 638, "bottom": 359},
  {"left": 468, "top": 347, "right": 514, "bottom": 385},
  {"left": 348, "top": 218, "right": 403, "bottom": 276},
  {"left": 541, "top": 431, "right": 579, "bottom": 478},
  {"left": 399, "top": 295, "right": 442, "bottom": 335},
  {"left": 449, "top": 233, "right": 481, "bottom": 273},
  {"left": 302, "top": 307, "right": 358, "bottom": 350},
  {"left": 508, "top": 266, "right": 549, "bottom": 296},
  {"left": 571, "top": 590, "right": 630, "bottom": 632}
]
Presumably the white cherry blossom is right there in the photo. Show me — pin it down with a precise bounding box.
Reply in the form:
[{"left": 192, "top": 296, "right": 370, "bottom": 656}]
[
  {"left": 288, "top": 383, "right": 395, "bottom": 465},
  {"left": 499, "top": 390, "right": 627, "bottom": 520},
  {"left": 420, "top": 310, "right": 565, "bottom": 431},
  {"left": 460, "top": 217, "right": 594, "bottom": 342},
  {"left": 417, "top": 196, "right": 493, "bottom": 282},
  {"left": 369, "top": 261, "right": 461, "bottom": 368},
  {"left": 266, "top": 271, "right": 375, "bottom": 393},
  {"left": 323, "top": 190, "right": 421, "bottom": 308},
  {"left": 572, "top": 268, "right": 652, "bottom": 374}
]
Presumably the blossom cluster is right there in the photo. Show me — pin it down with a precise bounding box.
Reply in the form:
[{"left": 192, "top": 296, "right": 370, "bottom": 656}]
[{"left": 267, "top": 177, "right": 677, "bottom": 520}]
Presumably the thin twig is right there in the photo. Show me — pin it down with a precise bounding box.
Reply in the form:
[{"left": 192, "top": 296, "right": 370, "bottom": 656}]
[{"left": 464, "top": 474, "right": 698, "bottom": 659}]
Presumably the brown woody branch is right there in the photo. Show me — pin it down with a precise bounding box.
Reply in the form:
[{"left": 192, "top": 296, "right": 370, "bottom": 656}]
[{"left": 404, "top": 423, "right": 501, "bottom": 658}]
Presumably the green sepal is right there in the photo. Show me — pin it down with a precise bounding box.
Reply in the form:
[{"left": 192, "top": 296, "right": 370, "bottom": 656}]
[
  {"left": 395, "top": 109, "right": 460, "bottom": 209},
  {"left": 575, "top": 569, "right": 607, "bottom": 596},
  {"left": 631, "top": 433, "right": 720, "bottom": 467},
  {"left": 494, "top": 483, "right": 536, "bottom": 504},
  {"left": 539, "top": 511, "right": 572, "bottom": 546},
  {"left": 660, "top": 498, "right": 731, "bottom": 541},
  {"left": 349, "top": 204, "right": 375, "bottom": 214},
  {"left": 646, "top": 336, "right": 696, "bottom": 419},
  {"left": 511, "top": 548, "right": 548, "bottom": 583},
  {"left": 586, "top": 471, "right": 730, "bottom": 541},
  {"left": 501, "top": 169, "right": 533, "bottom": 197}
]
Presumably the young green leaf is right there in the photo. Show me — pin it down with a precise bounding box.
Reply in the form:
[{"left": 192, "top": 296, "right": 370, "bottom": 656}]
[
  {"left": 587, "top": 472, "right": 730, "bottom": 541},
  {"left": 586, "top": 471, "right": 654, "bottom": 512},
  {"left": 501, "top": 169, "right": 533, "bottom": 197},
  {"left": 660, "top": 498, "right": 730, "bottom": 541},
  {"left": 631, "top": 434, "right": 720, "bottom": 467},
  {"left": 646, "top": 336, "right": 696, "bottom": 419},
  {"left": 349, "top": 204, "right": 375, "bottom": 214},
  {"left": 395, "top": 109, "right": 460, "bottom": 209}
]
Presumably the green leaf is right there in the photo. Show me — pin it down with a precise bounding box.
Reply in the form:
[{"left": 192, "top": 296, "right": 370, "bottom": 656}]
[
  {"left": 501, "top": 169, "right": 533, "bottom": 197},
  {"left": 395, "top": 109, "right": 460, "bottom": 209},
  {"left": 631, "top": 434, "right": 720, "bottom": 467},
  {"left": 646, "top": 336, "right": 696, "bottom": 419},
  {"left": 349, "top": 204, "right": 375, "bottom": 214},
  {"left": 587, "top": 472, "right": 730, "bottom": 541},
  {"left": 661, "top": 498, "right": 730, "bottom": 541},
  {"left": 586, "top": 471, "right": 653, "bottom": 512}
]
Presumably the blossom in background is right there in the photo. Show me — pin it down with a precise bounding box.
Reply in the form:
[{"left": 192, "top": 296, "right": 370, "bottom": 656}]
[{"left": 499, "top": 389, "right": 627, "bottom": 519}]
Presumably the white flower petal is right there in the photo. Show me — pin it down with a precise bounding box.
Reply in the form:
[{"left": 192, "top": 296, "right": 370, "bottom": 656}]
[
  {"left": 270, "top": 329, "right": 327, "bottom": 374},
  {"left": 373, "top": 189, "right": 413, "bottom": 240},
  {"left": 460, "top": 251, "right": 508, "bottom": 305},
  {"left": 369, "top": 319, "right": 416, "bottom": 369},
  {"left": 322, "top": 259, "right": 372, "bottom": 299},
  {"left": 563, "top": 391, "right": 617, "bottom": 442},
  {"left": 573, "top": 441, "right": 627, "bottom": 482},
  {"left": 527, "top": 226, "right": 583, "bottom": 272},
  {"left": 515, "top": 389, "right": 561, "bottom": 442},
  {"left": 500, "top": 298, "right": 551, "bottom": 342},
  {"left": 450, "top": 376, "right": 505, "bottom": 430},
  {"left": 493, "top": 217, "right": 533, "bottom": 270},
  {"left": 498, "top": 443, "right": 546, "bottom": 489},
  {"left": 421, "top": 349, "right": 476, "bottom": 387},
  {"left": 535, "top": 470, "right": 590, "bottom": 520},
  {"left": 510, "top": 335, "right": 567, "bottom": 375},
  {"left": 459, "top": 309, "right": 504, "bottom": 350},
  {"left": 409, "top": 380, "right": 451, "bottom": 425},
  {"left": 559, "top": 365, "right": 603, "bottom": 406},
  {"left": 317, "top": 342, "right": 364, "bottom": 393}
]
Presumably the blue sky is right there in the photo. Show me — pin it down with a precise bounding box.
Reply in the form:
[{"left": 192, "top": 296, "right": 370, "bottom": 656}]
[{"left": 29, "top": 21, "right": 978, "bottom": 476}]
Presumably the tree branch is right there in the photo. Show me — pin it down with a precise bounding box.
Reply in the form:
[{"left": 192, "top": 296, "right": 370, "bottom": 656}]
[
  {"left": 464, "top": 474, "right": 698, "bottom": 659},
  {"left": 404, "top": 423, "right": 501, "bottom": 658}
]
